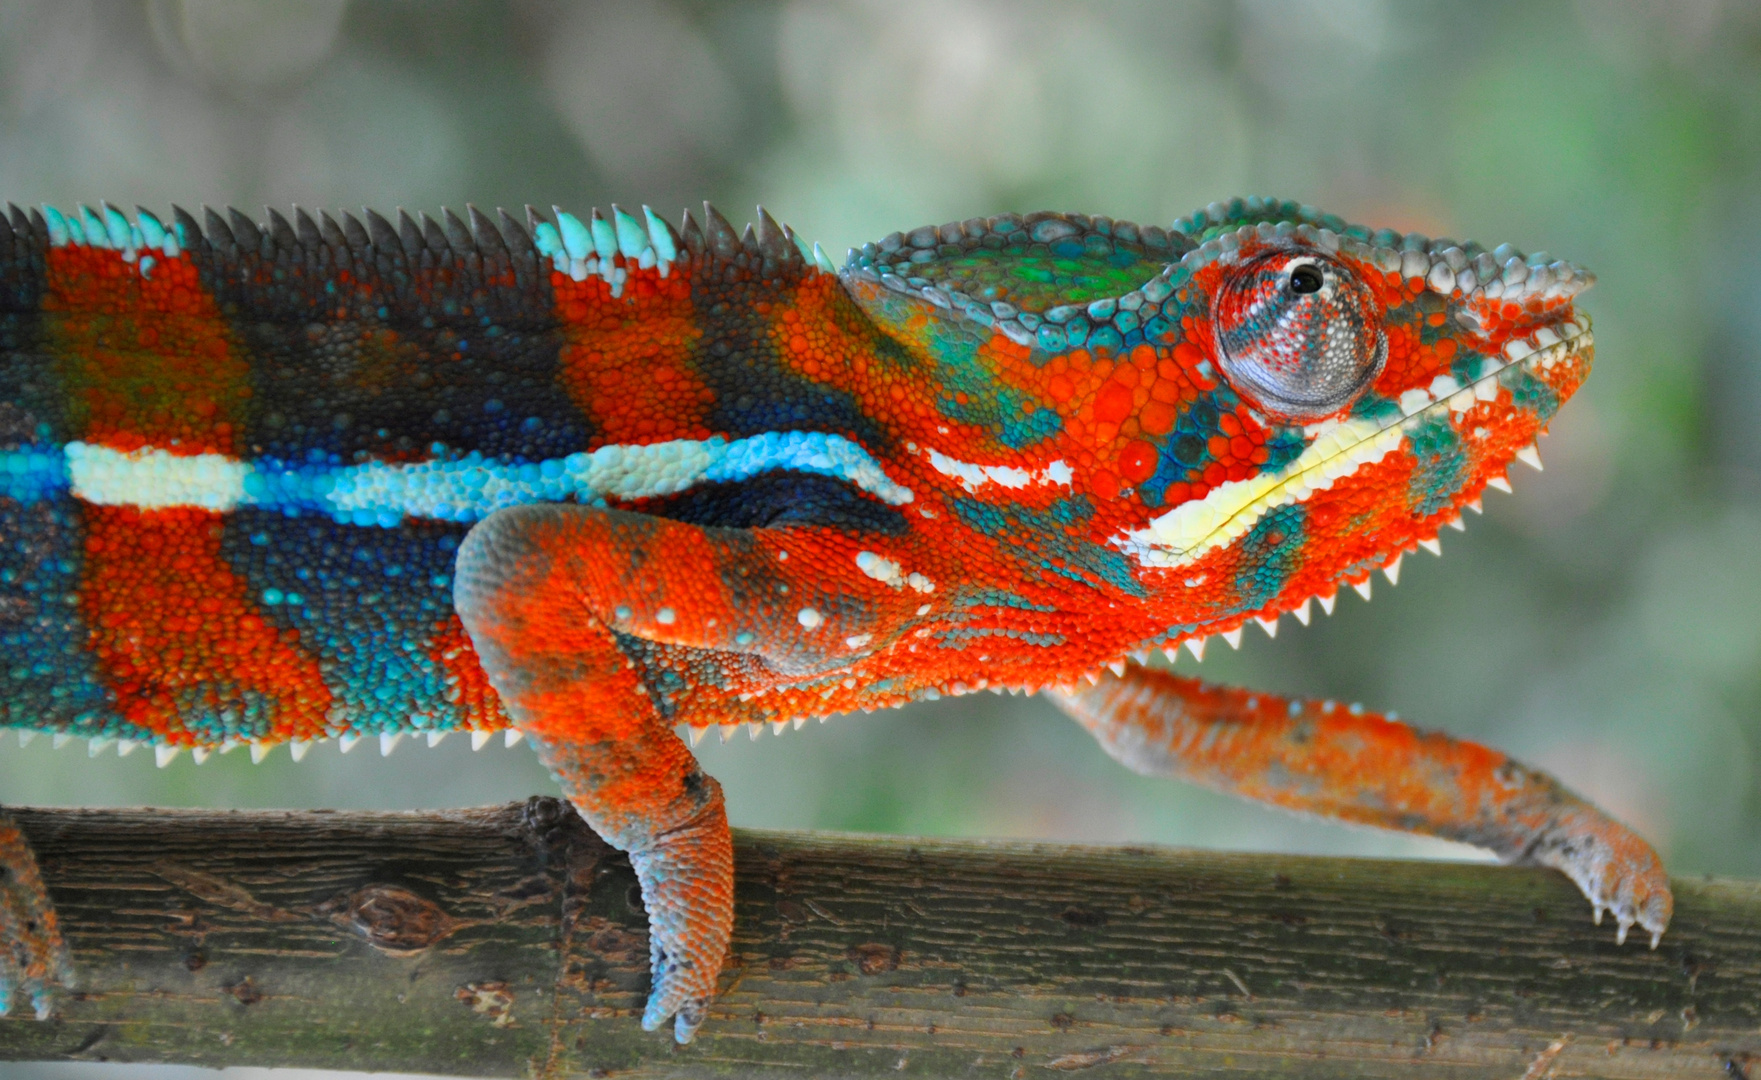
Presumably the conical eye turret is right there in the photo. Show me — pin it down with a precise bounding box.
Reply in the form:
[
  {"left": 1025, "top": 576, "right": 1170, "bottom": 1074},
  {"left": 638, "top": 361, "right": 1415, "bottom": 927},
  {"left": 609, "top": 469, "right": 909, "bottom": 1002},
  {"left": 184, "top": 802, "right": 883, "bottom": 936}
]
[{"left": 1212, "top": 250, "right": 1386, "bottom": 421}]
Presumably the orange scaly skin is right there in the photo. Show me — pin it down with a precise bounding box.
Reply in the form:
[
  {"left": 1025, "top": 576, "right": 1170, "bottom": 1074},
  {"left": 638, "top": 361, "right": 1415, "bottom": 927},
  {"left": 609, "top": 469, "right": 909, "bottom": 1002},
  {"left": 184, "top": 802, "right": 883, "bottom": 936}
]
[{"left": 0, "top": 198, "right": 1669, "bottom": 1039}]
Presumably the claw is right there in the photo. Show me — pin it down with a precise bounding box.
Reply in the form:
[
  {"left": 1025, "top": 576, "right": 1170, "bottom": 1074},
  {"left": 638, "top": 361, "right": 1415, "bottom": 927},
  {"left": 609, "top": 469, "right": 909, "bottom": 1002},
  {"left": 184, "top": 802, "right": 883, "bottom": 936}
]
[
  {"left": 641, "top": 966, "right": 710, "bottom": 1044},
  {"left": 620, "top": 803, "right": 733, "bottom": 1045},
  {"left": 675, "top": 1006, "right": 703, "bottom": 1044},
  {"left": 642, "top": 988, "right": 697, "bottom": 1041},
  {"left": 644, "top": 992, "right": 706, "bottom": 1043}
]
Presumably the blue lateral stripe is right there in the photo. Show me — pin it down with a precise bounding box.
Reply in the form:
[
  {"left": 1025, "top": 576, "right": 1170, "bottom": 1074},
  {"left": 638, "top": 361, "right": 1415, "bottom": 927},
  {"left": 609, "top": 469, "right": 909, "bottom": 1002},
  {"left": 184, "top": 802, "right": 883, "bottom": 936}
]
[{"left": 2, "top": 432, "right": 913, "bottom": 527}]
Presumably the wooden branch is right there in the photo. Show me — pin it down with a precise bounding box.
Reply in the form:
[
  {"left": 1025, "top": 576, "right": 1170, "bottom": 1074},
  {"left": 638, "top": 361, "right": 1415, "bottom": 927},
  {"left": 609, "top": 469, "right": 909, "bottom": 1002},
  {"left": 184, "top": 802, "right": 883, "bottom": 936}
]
[{"left": 0, "top": 802, "right": 1756, "bottom": 1078}]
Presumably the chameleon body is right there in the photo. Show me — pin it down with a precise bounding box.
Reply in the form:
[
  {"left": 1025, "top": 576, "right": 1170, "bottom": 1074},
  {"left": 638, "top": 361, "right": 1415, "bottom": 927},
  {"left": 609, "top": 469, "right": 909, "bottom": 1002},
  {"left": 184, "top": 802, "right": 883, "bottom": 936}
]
[{"left": 0, "top": 197, "right": 1672, "bottom": 1039}]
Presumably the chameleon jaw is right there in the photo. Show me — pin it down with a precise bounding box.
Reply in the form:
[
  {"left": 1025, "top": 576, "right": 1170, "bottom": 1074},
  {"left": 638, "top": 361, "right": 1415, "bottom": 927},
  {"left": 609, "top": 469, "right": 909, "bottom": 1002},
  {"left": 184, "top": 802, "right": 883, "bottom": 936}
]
[{"left": 1114, "top": 314, "right": 1593, "bottom": 571}]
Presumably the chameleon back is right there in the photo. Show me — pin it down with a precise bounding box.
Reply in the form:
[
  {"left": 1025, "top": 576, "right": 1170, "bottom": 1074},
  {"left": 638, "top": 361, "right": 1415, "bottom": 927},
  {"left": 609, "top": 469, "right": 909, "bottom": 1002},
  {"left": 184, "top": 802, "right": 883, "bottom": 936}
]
[{"left": 0, "top": 202, "right": 868, "bottom": 750}]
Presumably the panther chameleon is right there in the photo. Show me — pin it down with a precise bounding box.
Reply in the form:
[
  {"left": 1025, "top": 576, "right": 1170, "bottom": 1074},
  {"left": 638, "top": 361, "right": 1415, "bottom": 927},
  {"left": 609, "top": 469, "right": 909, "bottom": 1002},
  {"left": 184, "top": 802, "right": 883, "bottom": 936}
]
[{"left": 0, "top": 196, "right": 1670, "bottom": 1041}]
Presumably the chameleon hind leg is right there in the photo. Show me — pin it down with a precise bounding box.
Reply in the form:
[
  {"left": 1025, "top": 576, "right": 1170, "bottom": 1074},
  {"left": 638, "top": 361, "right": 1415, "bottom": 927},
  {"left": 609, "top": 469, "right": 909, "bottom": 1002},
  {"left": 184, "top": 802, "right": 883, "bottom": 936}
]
[
  {"left": 1050, "top": 663, "right": 1673, "bottom": 946},
  {"left": 0, "top": 811, "right": 73, "bottom": 1018},
  {"left": 454, "top": 503, "right": 816, "bottom": 1042}
]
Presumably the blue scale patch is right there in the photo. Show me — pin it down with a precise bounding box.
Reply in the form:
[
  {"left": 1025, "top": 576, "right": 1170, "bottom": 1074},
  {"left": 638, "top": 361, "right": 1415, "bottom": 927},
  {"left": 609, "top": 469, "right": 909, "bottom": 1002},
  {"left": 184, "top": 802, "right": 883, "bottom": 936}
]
[
  {"left": 220, "top": 510, "right": 471, "bottom": 736},
  {"left": 0, "top": 492, "right": 117, "bottom": 735},
  {"left": 234, "top": 320, "right": 592, "bottom": 465},
  {"left": 0, "top": 445, "right": 67, "bottom": 504}
]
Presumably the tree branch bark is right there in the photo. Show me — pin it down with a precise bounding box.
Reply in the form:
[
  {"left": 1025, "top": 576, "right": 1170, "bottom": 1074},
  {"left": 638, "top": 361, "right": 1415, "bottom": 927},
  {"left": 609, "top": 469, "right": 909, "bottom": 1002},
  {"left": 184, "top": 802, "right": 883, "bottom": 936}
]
[{"left": 0, "top": 800, "right": 1755, "bottom": 1078}]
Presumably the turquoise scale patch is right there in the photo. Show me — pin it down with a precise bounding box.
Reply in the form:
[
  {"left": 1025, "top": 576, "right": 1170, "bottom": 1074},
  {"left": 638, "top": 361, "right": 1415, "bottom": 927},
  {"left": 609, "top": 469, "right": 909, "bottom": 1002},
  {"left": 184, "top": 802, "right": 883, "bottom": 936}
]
[
  {"left": 951, "top": 588, "right": 1059, "bottom": 612},
  {"left": 920, "top": 318, "right": 1063, "bottom": 449},
  {"left": 935, "top": 627, "right": 1066, "bottom": 650},
  {"left": 950, "top": 495, "right": 1146, "bottom": 598},
  {"left": 1231, "top": 503, "right": 1307, "bottom": 612},
  {"left": 1405, "top": 414, "right": 1471, "bottom": 518}
]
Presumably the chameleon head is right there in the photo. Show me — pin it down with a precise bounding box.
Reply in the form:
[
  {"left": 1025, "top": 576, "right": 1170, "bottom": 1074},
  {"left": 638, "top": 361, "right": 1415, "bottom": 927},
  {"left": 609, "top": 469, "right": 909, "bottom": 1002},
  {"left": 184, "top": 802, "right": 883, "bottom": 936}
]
[
  {"left": 840, "top": 199, "right": 1591, "bottom": 636},
  {"left": 1115, "top": 198, "right": 1594, "bottom": 628}
]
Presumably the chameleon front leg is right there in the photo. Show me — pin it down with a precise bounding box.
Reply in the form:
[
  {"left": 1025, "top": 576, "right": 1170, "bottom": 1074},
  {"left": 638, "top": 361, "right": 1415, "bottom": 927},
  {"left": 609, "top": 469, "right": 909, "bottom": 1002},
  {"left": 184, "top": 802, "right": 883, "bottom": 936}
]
[
  {"left": 0, "top": 811, "right": 73, "bottom": 1018},
  {"left": 453, "top": 503, "right": 809, "bottom": 1043},
  {"left": 1050, "top": 663, "right": 1673, "bottom": 946}
]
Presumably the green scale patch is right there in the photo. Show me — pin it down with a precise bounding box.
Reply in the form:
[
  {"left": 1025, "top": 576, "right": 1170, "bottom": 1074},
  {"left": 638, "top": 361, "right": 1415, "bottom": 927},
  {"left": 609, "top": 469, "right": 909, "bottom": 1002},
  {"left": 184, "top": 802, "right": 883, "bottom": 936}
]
[{"left": 846, "top": 211, "right": 1191, "bottom": 313}]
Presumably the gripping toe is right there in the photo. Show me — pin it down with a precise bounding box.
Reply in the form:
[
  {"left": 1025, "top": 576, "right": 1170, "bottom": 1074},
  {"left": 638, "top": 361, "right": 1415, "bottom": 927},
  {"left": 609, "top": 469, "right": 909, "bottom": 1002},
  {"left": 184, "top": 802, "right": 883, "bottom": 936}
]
[
  {"left": 641, "top": 969, "right": 711, "bottom": 1043},
  {"left": 626, "top": 796, "right": 733, "bottom": 1045},
  {"left": 1523, "top": 805, "right": 1674, "bottom": 948}
]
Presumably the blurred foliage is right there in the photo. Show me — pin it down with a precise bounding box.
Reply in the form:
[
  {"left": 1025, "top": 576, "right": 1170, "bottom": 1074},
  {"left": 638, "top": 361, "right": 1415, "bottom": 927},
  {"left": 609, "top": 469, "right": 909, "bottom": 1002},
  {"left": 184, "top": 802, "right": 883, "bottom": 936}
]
[{"left": 4, "top": 6, "right": 1761, "bottom": 1075}]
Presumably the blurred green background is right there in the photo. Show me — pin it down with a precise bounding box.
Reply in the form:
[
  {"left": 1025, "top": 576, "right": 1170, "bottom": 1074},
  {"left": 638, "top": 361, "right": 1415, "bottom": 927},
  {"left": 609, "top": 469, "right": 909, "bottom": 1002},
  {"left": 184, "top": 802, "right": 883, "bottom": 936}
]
[{"left": 4, "top": 1, "right": 1759, "bottom": 1077}]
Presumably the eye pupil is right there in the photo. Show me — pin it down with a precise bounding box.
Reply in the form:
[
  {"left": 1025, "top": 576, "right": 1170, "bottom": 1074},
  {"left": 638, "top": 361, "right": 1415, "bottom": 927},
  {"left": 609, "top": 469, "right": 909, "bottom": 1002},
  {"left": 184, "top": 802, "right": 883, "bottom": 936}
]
[{"left": 1289, "top": 265, "right": 1324, "bottom": 294}]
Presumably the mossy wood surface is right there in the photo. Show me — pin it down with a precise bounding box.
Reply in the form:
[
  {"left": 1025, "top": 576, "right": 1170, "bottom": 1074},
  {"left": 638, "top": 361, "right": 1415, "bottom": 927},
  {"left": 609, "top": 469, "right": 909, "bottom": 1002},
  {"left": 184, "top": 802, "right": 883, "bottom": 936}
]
[{"left": 0, "top": 800, "right": 1756, "bottom": 1078}]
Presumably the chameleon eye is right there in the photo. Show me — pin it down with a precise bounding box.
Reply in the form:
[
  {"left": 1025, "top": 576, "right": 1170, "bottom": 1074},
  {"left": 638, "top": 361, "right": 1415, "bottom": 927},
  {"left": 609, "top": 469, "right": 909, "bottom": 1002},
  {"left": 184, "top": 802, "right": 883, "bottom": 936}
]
[{"left": 1212, "top": 252, "right": 1386, "bottom": 421}]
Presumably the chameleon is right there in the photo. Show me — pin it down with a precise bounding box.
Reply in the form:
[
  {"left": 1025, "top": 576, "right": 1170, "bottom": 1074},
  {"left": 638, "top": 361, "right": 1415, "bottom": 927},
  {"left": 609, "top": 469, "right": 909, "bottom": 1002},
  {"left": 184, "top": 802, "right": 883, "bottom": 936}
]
[{"left": 0, "top": 195, "right": 1672, "bottom": 1042}]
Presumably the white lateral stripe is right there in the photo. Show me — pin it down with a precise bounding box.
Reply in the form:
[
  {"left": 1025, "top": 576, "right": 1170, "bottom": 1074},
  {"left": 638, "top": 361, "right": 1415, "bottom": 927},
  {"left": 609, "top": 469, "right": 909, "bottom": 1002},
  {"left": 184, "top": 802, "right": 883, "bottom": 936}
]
[
  {"left": 708, "top": 431, "right": 913, "bottom": 505},
  {"left": 66, "top": 442, "right": 248, "bottom": 511}
]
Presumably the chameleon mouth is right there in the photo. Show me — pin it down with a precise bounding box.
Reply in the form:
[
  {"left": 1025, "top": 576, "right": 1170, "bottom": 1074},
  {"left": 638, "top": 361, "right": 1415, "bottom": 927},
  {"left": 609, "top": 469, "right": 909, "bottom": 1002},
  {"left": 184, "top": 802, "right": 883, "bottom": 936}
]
[{"left": 1114, "top": 313, "right": 1593, "bottom": 569}]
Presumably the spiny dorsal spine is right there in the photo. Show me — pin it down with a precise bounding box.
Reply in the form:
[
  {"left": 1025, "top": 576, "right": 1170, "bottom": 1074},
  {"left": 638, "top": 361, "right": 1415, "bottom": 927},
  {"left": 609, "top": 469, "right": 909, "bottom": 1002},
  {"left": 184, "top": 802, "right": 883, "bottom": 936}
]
[{"left": 7, "top": 200, "right": 829, "bottom": 326}]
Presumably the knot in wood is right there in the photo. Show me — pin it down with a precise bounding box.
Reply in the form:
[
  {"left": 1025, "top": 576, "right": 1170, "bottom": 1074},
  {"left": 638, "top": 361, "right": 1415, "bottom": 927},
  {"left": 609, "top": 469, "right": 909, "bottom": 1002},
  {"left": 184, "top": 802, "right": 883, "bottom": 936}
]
[
  {"left": 341, "top": 883, "right": 458, "bottom": 955},
  {"left": 522, "top": 795, "right": 611, "bottom": 870},
  {"left": 847, "top": 943, "right": 901, "bottom": 974}
]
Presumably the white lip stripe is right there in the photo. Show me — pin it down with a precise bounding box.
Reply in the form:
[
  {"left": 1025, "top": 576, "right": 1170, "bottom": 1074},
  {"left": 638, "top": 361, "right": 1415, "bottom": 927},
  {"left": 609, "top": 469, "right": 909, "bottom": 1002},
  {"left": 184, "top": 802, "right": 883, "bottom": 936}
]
[
  {"left": 52, "top": 431, "right": 914, "bottom": 524},
  {"left": 1117, "top": 415, "right": 1403, "bottom": 567},
  {"left": 1116, "top": 326, "right": 1591, "bottom": 569}
]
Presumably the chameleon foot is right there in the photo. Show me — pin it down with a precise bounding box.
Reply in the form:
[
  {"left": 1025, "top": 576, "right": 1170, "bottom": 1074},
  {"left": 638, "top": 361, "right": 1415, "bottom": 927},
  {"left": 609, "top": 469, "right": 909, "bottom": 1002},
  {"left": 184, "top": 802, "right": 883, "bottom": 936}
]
[
  {"left": 630, "top": 797, "right": 735, "bottom": 1044},
  {"left": 1519, "top": 801, "right": 1673, "bottom": 948},
  {"left": 0, "top": 810, "right": 73, "bottom": 1018}
]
